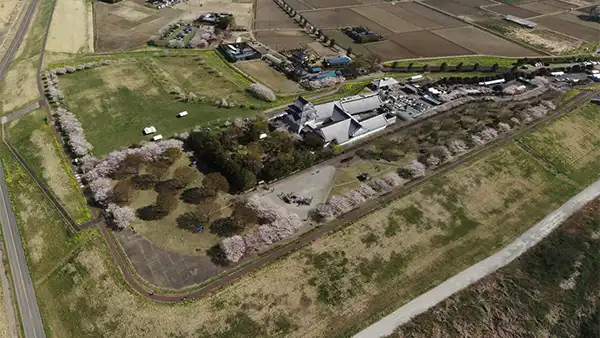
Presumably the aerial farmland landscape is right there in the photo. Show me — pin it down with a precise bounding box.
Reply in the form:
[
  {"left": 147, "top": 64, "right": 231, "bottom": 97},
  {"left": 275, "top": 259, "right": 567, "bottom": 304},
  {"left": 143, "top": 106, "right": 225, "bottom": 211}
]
[{"left": 0, "top": 0, "right": 598, "bottom": 337}]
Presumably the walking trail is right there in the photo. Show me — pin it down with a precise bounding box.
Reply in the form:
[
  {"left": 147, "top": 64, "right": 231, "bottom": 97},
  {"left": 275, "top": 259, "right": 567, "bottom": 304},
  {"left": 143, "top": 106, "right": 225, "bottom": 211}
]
[{"left": 354, "top": 178, "right": 600, "bottom": 338}]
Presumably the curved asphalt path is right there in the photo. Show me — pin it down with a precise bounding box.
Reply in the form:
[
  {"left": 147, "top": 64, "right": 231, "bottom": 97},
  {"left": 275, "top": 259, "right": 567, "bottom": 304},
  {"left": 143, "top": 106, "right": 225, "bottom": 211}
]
[{"left": 0, "top": 0, "right": 48, "bottom": 337}]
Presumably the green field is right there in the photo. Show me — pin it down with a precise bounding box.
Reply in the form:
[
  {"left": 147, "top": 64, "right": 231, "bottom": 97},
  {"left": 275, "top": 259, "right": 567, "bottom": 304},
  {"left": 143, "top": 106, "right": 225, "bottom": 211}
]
[
  {"left": 6, "top": 110, "right": 91, "bottom": 223},
  {"left": 0, "top": 144, "right": 80, "bottom": 281},
  {"left": 58, "top": 56, "right": 264, "bottom": 155},
  {"left": 520, "top": 103, "right": 600, "bottom": 186},
  {"left": 392, "top": 197, "right": 600, "bottom": 337}
]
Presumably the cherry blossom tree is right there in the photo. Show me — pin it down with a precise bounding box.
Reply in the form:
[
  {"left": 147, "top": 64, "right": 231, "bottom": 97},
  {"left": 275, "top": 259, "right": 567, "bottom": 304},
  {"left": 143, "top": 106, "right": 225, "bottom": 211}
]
[
  {"left": 220, "top": 235, "right": 246, "bottom": 262},
  {"left": 106, "top": 204, "right": 136, "bottom": 229},
  {"left": 89, "top": 178, "right": 112, "bottom": 204},
  {"left": 247, "top": 83, "right": 276, "bottom": 102}
]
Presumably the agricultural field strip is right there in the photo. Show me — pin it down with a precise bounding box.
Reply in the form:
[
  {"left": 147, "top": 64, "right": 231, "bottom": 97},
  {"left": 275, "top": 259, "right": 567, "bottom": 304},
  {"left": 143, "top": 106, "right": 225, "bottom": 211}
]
[
  {"left": 96, "top": 90, "right": 594, "bottom": 300},
  {"left": 356, "top": 177, "right": 600, "bottom": 338}
]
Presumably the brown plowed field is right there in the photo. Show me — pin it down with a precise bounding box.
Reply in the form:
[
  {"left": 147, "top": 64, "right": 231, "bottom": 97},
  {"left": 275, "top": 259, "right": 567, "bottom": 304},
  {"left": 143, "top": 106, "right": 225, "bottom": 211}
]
[
  {"left": 397, "top": 2, "right": 465, "bottom": 27},
  {"left": 560, "top": 12, "right": 600, "bottom": 29},
  {"left": 487, "top": 4, "right": 539, "bottom": 18},
  {"left": 351, "top": 6, "right": 422, "bottom": 33},
  {"left": 432, "top": 26, "right": 540, "bottom": 56},
  {"left": 454, "top": 0, "right": 495, "bottom": 6},
  {"left": 254, "top": 30, "right": 314, "bottom": 51},
  {"left": 533, "top": 15, "right": 600, "bottom": 42},
  {"left": 286, "top": 0, "right": 312, "bottom": 11},
  {"left": 389, "top": 30, "right": 473, "bottom": 57},
  {"left": 542, "top": 0, "right": 577, "bottom": 9},
  {"left": 424, "top": 0, "right": 487, "bottom": 16},
  {"left": 302, "top": 8, "right": 394, "bottom": 35},
  {"left": 303, "top": 0, "right": 360, "bottom": 8},
  {"left": 378, "top": 4, "right": 444, "bottom": 29},
  {"left": 518, "top": 2, "right": 563, "bottom": 14},
  {"left": 365, "top": 40, "right": 417, "bottom": 61},
  {"left": 255, "top": 0, "right": 300, "bottom": 30}
]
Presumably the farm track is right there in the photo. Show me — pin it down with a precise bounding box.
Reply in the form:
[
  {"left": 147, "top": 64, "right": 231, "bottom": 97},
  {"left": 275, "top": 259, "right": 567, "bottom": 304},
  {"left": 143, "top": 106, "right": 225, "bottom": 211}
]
[
  {"left": 0, "top": 0, "right": 51, "bottom": 335},
  {"left": 98, "top": 89, "right": 595, "bottom": 302}
]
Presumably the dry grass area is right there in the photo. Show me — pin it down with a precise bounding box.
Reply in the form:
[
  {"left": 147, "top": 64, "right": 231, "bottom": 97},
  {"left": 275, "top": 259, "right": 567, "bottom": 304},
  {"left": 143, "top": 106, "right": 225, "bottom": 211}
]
[
  {"left": 392, "top": 197, "right": 600, "bottom": 338},
  {"left": 0, "top": 252, "right": 10, "bottom": 338},
  {"left": 521, "top": 102, "right": 600, "bottom": 185},
  {"left": 236, "top": 60, "right": 302, "bottom": 95},
  {"left": 512, "top": 27, "right": 581, "bottom": 53},
  {"left": 46, "top": 0, "right": 94, "bottom": 54},
  {"left": 329, "top": 158, "right": 399, "bottom": 197},
  {"left": 0, "top": 58, "right": 39, "bottom": 114},
  {"left": 0, "top": 0, "right": 25, "bottom": 60},
  {"left": 34, "top": 142, "right": 583, "bottom": 337}
]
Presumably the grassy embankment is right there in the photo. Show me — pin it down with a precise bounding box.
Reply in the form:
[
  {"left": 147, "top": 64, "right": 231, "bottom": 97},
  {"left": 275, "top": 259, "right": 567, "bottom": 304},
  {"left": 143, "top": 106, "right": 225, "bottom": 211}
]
[
  {"left": 5, "top": 109, "right": 91, "bottom": 222},
  {"left": 391, "top": 196, "right": 600, "bottom": 338}
]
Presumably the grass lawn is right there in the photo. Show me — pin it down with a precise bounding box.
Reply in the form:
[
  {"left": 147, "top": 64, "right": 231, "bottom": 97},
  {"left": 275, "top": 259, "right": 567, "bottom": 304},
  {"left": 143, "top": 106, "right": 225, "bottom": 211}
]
[
  {"left": 0, "top": 144, "right": 80, "bottom": 281},
  {"left": 128, "top": 155, "right": 233, "bottom": 255},
  {"left": 6, "top": 110, "right": 91, "bottom": 223},
  {"left": 58, "top": 58, "right": 262, "bottom": 155},
  {"left": 30, "top": 140, "right": 585, "bottom": 338},
  {"left": 393, "top": 197, "right": 600, "bottom": 337},
  {"left": 520, "top": 103, "right": 600, "bottom": 186},
  {"left": 384, "top": 56, "right": 519, "bottom": 68},
  {"left": 235, "top": 60, "right": 302, "bottom": 95}
]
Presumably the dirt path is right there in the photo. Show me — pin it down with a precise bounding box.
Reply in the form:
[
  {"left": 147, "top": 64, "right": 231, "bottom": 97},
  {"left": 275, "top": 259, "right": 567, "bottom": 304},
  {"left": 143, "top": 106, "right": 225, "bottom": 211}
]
[{"left": 354, "top": 177, "right": 600, "bottom": 338}]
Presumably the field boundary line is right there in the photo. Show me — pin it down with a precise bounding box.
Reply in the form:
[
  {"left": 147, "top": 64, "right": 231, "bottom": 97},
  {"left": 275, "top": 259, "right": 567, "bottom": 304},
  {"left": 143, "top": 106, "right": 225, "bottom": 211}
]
[{"left": 415, "top": 0, "right": 551, "bottom": 56}]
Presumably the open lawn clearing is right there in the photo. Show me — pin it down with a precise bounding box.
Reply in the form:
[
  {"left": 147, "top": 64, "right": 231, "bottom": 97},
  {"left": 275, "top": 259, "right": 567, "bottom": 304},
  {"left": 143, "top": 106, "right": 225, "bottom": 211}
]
[
  {"left": 350, "top": 6, "right": 422, "bottom": 33},
  {"left": 32, "top": 141, "right": 582, "bottom": 338},
  {"left": 236, "top": 60, "right": 302, "bottom": 95},
  {"left": 365, "top": 40, "right": 417, "bottom": 62},
  {"left": 432, "top": 26, "right": 540, "bottom": 56},
  {"left": 518, "top": 1, "right": 565, "bottom": 13},
  {"left": 173, "top": 0, "right": 252, "bottom": 29},
  {"left": 6, "top": 110, "right": 91, "bottom": 223},
  {"left": 329, "top": 158, "right": 398, "bottom": 197},
  {"left": 0, "top": 58, "right": 39, "bottom": 115},
  {"left": 534, "top": 15, "right": 600, "bottom": 42},
  {"left": 377, "top": 4, "right": 444, "bottom": 30},
  {"left": 392, "top": 197, "right": 600, "bottom": 338},
  {"left": 124, "top": 155, "right": 230, "bottom": 256},
  {"left": 94, "top": 0, "right": 180, "bottom": 52},
  {"left": 46, "top": 0, "right": 94, "bottom": 54},
  {"left": 486, "top": 3, "right": 539, "bottom": 17},
  {"left": 255, "top": 30, "right": 315, "bottom": 51},
  {"left": 0, "top": 144, "right": 79, "bottom": 281},
  {"left": 58, "top": 57, "right": 260, "bottom": 155},
  {"left": 520, "top": 103, "right": 600, "bottom": 186},
  {"left": 389, "top": 31, "right": 473, "bottom": 58},
  {"left": 397, "top": 2, "right": 465, "bottom": 27},
  {"left": 255, "top": 0, "right": 299, "bottom": 30}
]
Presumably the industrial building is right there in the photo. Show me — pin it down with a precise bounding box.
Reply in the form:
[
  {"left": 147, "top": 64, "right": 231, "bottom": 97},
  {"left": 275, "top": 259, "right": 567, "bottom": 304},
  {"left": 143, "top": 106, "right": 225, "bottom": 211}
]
[{"left": 217, "top": 43, "right": 261, "bottom": 62}]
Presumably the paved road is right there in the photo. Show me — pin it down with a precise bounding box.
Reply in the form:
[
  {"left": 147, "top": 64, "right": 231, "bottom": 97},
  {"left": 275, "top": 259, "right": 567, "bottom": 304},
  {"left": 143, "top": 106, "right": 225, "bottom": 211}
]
[
  {"left": 0, "top": 0, "right": 47, "bottom": 336},
  {"left": 1, "top": 101, "right": 41, "bottom": 124},
  {"left": 354, "top": 178, "right": 600, "bottom": 338}
]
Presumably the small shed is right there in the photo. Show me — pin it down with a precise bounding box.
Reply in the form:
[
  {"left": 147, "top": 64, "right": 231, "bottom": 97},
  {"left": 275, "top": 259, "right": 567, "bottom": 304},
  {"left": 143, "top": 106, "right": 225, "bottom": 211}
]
[
  {"left": 143, "top": 126, "right": 157, "bottom": 135},
  {"left": 178, "top": 111, "right": 188, "bottom": 117},
  {"left": 152, "top": 134, "right": 163, "bottom": 141}
]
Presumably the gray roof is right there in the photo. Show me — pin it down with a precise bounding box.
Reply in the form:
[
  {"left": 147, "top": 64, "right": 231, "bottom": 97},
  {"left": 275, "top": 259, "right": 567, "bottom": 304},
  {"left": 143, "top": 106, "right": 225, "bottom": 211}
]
[
  {"left": 339, "top": 93, "right": 383, "bottom": 115},
  {"left": 371, "top": 77, "right": 399, "bottom": 89}
]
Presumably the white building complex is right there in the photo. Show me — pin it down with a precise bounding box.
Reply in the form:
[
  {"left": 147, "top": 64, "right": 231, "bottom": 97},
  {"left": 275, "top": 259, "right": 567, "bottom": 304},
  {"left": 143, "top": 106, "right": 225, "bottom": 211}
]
[{"left": 283, "top": 93, "right": 397, "bottom": 146}]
